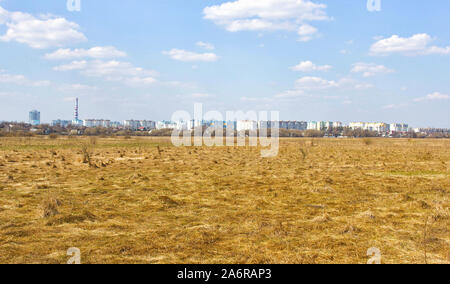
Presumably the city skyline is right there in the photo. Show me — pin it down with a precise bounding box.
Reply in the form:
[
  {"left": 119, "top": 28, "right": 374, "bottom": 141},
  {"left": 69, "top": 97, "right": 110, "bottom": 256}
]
[
  {"left": 5, "top": 96, "right": 448, "bottom": 130},
  {"left": 0, "top": 1, "right": 449, "bottom": 128}
]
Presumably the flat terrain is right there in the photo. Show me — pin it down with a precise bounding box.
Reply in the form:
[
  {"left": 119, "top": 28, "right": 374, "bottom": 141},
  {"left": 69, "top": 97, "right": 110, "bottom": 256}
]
[{"left": 0, "top": 137, "right": 448, "bottom": 264}]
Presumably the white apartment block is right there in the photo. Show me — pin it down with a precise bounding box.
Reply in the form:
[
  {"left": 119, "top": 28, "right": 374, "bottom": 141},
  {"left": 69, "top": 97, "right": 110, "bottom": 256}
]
[
  {"left": 83, "top": 119, "right": 111, "bottom": 128},
  {"left": 139, "top": 120, "right": 156, "bottom": 130},
  {"left": 156, "top": 121, "right": 178, "bottom": 130},
  {"left": 124, "top": 120, "right": 140, "bottom": 130},
  {"left": 349, "top": 122, "right": 389, "bottom": 133},
  {"left": 307, "top": 121, "right": 319, "bottom": 131},
  {"left": 389, "top": 123, "right": 409, "bottom": 133},
  {"left": 124, "top": 120, "right": 156, "bottom": 130},
  {"left": 307, "top": 121, "right": 342, "bottom": 131},
  {"left": 236, "top": 120, "right": 258, "bottom": 131},
  {"left": 258, "top": 121, "right": 280, "bottom": 129}
]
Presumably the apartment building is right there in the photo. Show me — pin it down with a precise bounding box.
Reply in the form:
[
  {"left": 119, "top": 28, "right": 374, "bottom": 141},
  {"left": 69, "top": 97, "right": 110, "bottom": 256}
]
[
  {"left": 349, "top": 122, "right": 389, "bottom": 133},
  {"left": 389, "top": 123, "right": 409, "bottom": 133},
  {"left": 83, "top": 119, "right": 111, "bottom": 128},
  {"left": 236, "top": 120, "right": 258, "bottom": 131}
]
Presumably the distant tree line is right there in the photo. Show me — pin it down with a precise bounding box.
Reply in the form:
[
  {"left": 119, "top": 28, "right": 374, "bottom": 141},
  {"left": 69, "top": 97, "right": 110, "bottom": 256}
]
[{"left": 0, "top": 122, "right": 449, "bottom": 139}]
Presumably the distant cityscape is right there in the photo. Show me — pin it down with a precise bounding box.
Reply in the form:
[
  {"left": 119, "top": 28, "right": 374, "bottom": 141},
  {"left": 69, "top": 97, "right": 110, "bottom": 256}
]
[{"left": 16, "top": 98, "right": 450, "bottom": 137}]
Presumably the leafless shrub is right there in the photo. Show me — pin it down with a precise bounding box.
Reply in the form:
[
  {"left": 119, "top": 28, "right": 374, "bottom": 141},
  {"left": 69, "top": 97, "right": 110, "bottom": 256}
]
[
  {"left": 312, "top": 213, "right": 332, "bottom": 223},
  {"left": 48, "top": 133, "right": 58, "bottom": 140},
  {"left": 363, "top": 138, "right": 374, "bottom": 146},
  {"left": 81, "top": 144, "right": 93, "bottom": 165},
  {"left": 89, "top": 136, "right": 98, "bottom": 145},
  {"left": 42, "top": 196, "right": 61, "bottom": 218},
  {"left": 300, "top": 148, "right": 307, "bottom": 160},
  {"left": 157, "top": 145, "right": 162, "bottom": 157}
]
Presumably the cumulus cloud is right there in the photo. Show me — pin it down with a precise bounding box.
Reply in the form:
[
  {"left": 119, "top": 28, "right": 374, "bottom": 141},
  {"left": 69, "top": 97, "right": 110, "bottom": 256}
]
[
  {"left": 0, "top": 69, "right": 50, "bottom": 87},
  {"left": 45, "top": 46, "right": 127, "bottom": 60},
  {"left": 295, "top": 76, "right": 338, "bottom": 89},
  {"left": 0, "top": 6, "right": 86, "bottom": 49},
  {"left": 53, "top": 60, "right": 158, "bottom": 87},
  {"left": 351, "top": 62, "right": 394, "bottom": 77},
  {"left": 241, "top": 96, "right": 273, "bottom": 102},
  {"left": 196, "top": 41, "right": 215, "bottom": 50},
  {"left": 203, "top": 0, "right": 328, "bottom": 41},
  {"left": 58, "top": 84, "right": 98, "bottom": 92},
  {"left": 274, "top": 89, "right": 306, "bottom": 99},
  {"left": 370, "top": 34, "right": 450, "bottom": 56},
  {"left": 290, "top": 61, "right": 332, "bottom": 72},
  {"left": 297, "top": 24, "right": 318, "bottom": 42},
  {"left": 275, "top": 76, "right": 373, "bottom": 99},
  {"left": 53, "top": 60, "right": 88, "bottom": 71},
  {"left": 163, "top": 49, "right": 219, "bottom": 62},
  {"left": 414, "top": 92, "right": 450, "bottom": 102},
  {"left": 190, "top": 93, "right": 215, "bottom": 99}
]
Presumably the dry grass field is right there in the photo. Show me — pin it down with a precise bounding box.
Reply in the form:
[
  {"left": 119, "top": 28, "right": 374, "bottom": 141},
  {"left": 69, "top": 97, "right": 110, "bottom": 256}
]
[{"left": 0, "top": 136, "right": 448, "bottom": 264}]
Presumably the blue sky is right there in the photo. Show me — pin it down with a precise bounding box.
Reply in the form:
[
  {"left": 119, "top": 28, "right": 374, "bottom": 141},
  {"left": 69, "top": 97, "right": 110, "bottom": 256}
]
[{"left": 0, "top": 0, "right": 449, "bottom": 127}]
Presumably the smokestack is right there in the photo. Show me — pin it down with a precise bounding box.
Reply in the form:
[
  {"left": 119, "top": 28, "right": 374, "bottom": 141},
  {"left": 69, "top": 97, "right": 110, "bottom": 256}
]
[{"left": 75, "top": 98, "right": 79, "bottom": 121}]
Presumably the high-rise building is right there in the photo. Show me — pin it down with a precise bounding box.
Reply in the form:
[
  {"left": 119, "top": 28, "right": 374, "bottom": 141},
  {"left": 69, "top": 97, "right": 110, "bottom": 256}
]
[
  {"left": 125, "top": 120, "right": 156, "bottom": 130},
  {"left": 236, "top": 120, "right": 258, "bottom": 131},
  {"left": 349, "top": 122, "right": 389, "bottom": 133},
  {"left": 389, "top": 123, "right": 409, "bottom": 133},
  {"left": 83, "top": 119, "right": 111, "bottom": 128},
  {"left": 29, "top": 110, "right": 40, "bottom": 126},
  {"left": 51, "top": 120, "right": 72, "bottom": 127}
]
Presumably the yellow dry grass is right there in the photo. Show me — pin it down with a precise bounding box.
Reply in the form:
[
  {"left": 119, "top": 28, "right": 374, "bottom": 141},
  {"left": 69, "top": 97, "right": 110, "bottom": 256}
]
[{"left": 0, "top": 137, "right": 448, "bottom": 264}]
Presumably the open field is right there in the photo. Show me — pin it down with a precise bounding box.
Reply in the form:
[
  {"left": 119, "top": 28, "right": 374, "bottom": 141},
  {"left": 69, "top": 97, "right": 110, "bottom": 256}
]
[{"left": 0, "top": 137, "right": 448, "bottom": 264}]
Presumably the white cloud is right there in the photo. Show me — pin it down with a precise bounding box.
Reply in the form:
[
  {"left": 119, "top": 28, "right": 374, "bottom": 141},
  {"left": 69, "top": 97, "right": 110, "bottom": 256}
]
[
  {"left": 0, "top": 6, "right": 8, "bottom": 24},
  {"left": 0, "top": 72, "right": 26, "bottom": 84},
  {"left": 53, "top": 60, "right": 87, "bottom": 71},
  {"left": 58, "top": 84, "right": 98, "bottom": 92},
  {"left": 191, "top": 93, "right": 215, "bottom": 99},
  {"left": 353, "top": 82, "right": 374, "bottom": 90},
  {"left": 45, "top": 46, "right": 127, "bottom": 60},
  {"left": 241, "top": 96, "right": 273, "bottom": 102},
  {"left": 342, "top": 100, "right": 352, "bottom": 105},
  {"left": 414, "top": 92, "right": 450, "bottom": 102},
  {"left": 277, "top": 76, "right": 374, "bottom": 99},
  {"left": 163, "top": 49, "right": 219, "bottom": 62},
  {"left": 290, "top": 61, "right": 332, "bottom": 72},
  {"left": 382, "top": 104, "right": 399, "bottom": 110},
  {"left": 31, "top": 80, "right": 51, "bottom": 87},
  {"left": 203, "top": 0, "right": 329, "bottom": 41},
  {"left": 274, "top": 89, "right": 306, "bottom": 99},
  {"left": 370, "top": 34, "right": 450, "bottom": 56},
  {"left": 0, "top": 6, "right": 86, "bottom": 49},
  {"left": 0, "top": 69, "right": 50, "bottom": 87},
  {"left": 53, "top": 60, "right": 158, "bottom": 86},
  {"left": 196, "top": 41, "right": 215, "bottom": 50},
  {"left": 351, "top": 62, "right": 394, "bottom": 77},
  {"left": 297, "top": 24, "right": 318, "bottom": 42},
  {"left": 295, "top": 76, "right": 342, "bottom": 90},
  {"left": 125, "top": 76, "right": 157, "bottom": 87}
]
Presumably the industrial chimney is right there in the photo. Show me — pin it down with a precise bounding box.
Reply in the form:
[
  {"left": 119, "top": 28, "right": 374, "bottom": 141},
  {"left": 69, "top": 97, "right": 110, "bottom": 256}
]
[{"left": 74, "top": 98, "right": 79, "bottom": 121}]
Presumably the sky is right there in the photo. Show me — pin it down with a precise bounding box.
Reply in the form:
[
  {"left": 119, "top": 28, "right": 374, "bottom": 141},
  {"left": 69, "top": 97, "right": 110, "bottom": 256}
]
[{"left": 0, "top": 0, "right": 449, "bottom": 128}]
